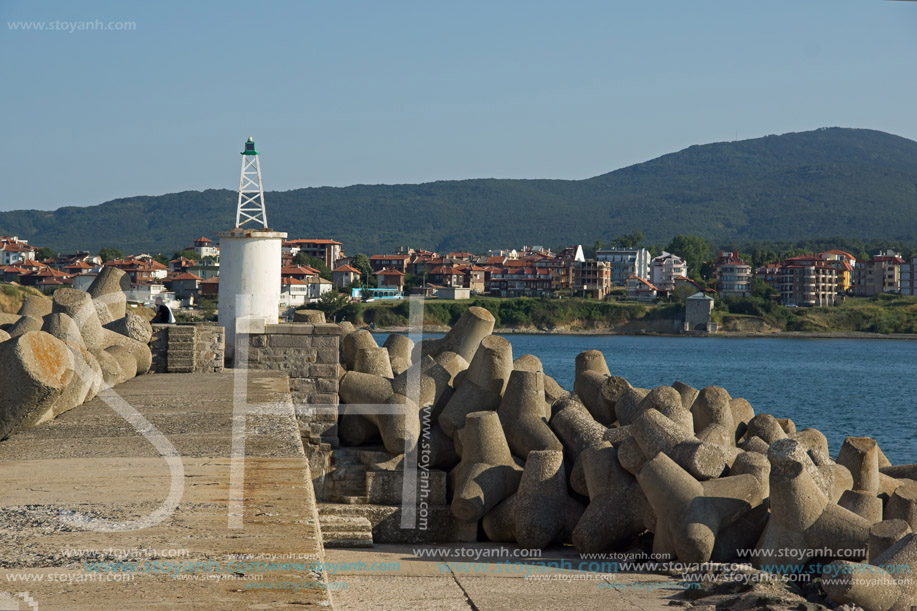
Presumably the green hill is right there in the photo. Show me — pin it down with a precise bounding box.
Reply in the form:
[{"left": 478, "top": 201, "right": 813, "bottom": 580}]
[{"left": 3, "top": 127, "right": 916, "bottom": 255}]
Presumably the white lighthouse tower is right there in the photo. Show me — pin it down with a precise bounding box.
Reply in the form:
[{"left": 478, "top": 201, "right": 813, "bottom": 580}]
[{"left": 217, "top": 137, "right": 287, "bottom": 361}]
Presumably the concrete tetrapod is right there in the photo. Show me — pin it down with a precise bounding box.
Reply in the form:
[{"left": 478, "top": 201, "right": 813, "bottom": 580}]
[
  {"left": 496, "top": 370, "right": 562, "bottom": 459},
  {"left": 413, "top": 306, "right": 495, "bottom": 363},
  {"left": 753, "top": 438, "right": 870, "bottom": 570},
  {"left": 0, "top": 331, "right": 74, "bottom": 439},
  {"left": 87, "top": 266, "right": 129, "bottom": 323},
  {"left": 630, "top": 408, "right": 726, "bottom": 480},
  {"left": 572, "top": 444, "right": 649, "bottom": 553},
  {"left": 438, "top": 336, "right": 512, "bottom": 438},
  {"left": 0, "top": 329, "right": 9, "bottom": 343},
  {"left": 821, "top": 533, "right": 917, "bottom": 611},
  {"left": 104, "top": 312, "right": 153, "bottom": 344},
  {"left": 383, "top": 333, "right": 414, "bottom": 375},
  {"left": 549, "top": 396, "right": 607, "bottom": 495},
  {"left": 672, "top": 381, "right": 699, "bottom": 411},
  {"left": 449, "top": 411, "right": 523, "bottom": 522},
  {"left": 342, "top": 330, "right": 377, "bottom": 371},
  {"left": 6, "top": 315, "right": 43, "bottom": 339},
  {"left": 51, "top": 288, "right": 106, "bottom": 351},
  {"left": 691, "top": 386, "right": 735, "bottom": 439},
  {"left": 636, "top": 452, "right": 764, "bottom": 563},
  {"left": 572, "top": 349, "right": 610, "bottom": 423},
  {"left": 391, "top": 355, "right": 454, "bottom": 411},
  {"left": 17, "top": 295, "right": 52, "bottom": 319},
  {"left": 513, "top": 450, "right": 577, "bottom": 549},
  {"left": 354, "top": 347, "right": 395, "bottom": 379}
]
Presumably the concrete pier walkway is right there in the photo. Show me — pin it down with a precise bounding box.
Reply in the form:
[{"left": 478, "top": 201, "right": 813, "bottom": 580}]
[{"left": 0, "top": 372, "right": 333, "bottom": 610}]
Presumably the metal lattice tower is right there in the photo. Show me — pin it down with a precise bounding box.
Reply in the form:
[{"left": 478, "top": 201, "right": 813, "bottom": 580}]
[{"left": 236, "top": 137, "right": 268, "bottom": 228}]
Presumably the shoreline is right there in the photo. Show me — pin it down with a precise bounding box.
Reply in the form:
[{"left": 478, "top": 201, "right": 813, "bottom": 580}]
[{"left": 369, "top": 326, "right": 917, "bottom": 340}]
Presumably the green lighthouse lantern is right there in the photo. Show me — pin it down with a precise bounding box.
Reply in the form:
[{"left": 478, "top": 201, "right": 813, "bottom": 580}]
[{"left": 242, "top": 137, "right": 258, "bottom": 155}]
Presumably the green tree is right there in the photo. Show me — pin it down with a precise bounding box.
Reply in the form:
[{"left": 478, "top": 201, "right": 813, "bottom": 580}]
[
  {"left": 591, "top": 239, "right": 602, "bottom": 258},
  {"left": 98, "top": 247, "right": 123, "bottom": 262},
  {"left": 665, "top": 235, "right": 711, "bottom": 281},
  {"left": 34, "top": 246, "right": 55, "bottom": 261},
  {"left": 153, "top": 254, "right": 169, "bottom": 265},
  {"left": 613, "top": 230, "right": 644, "bottom": 249},
  {"left": 171, "top": 249, "right": 201, "bottom": 261},
  {"left": 351, "top": 254, "right": 376, "bottom": 287},
  {"left": 292, "top": 252, "right": 332, "bottom": 281},
  {"left": 314, "top": 290, "right": 351, "bottom": 318}
]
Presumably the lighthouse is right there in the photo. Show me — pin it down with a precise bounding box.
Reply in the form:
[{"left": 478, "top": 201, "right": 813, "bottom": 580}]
[{"left": 217, "top": 137, "right": 287, "bottom": 361}]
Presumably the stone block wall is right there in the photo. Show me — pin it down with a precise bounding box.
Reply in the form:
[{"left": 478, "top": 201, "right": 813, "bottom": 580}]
[{"left": 150, "top": 324, "right": 225, "bottom": 373}]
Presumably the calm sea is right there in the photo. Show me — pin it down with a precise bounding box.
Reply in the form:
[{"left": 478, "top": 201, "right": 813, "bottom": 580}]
[{"left": 376, "top": 333, "right": 917, "bottom": 465}]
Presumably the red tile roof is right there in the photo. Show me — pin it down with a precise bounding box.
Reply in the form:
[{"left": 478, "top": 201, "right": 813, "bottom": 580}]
[
  {"left": 172, "top": 272, "right": 203, "bottom": 281},
  {"left": 333, "top": 265, "right": 361, "bottom": 274}
]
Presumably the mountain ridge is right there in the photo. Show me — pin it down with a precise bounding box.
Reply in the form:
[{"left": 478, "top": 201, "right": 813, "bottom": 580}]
[{"left": 2, "top": 127, "right": 916, "bottom": 254}]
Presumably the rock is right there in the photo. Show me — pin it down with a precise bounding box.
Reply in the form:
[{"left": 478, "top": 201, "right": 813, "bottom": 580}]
[
  {"left": 42, "top": 312, "right": 85, "bottom": 348},
  {"left": 0, "top": 329, "right": 9, "bottom": 343},
  {"left": 0, "top": 332, "right": 74, "bottom": 439},
  {"left": 691, "top": 386, "right": 735, "bottom": 439},
  {"left": 87, "top": 266, "right": 129, "bottom": 322},
  {"left": 672, "top": 380, "right": 699, "bottom": 410},
  {"left": 885, "top": 481, "right": 917, "bottom": 532},
  {"left": 746, "top": 414, "right": 787, "bottom": 445},
  {"left": 339, "top": 371, "right": 394, "bottom": 406},
  {"left": 868, "top": 519, "right": 911, "bottom": 564}
]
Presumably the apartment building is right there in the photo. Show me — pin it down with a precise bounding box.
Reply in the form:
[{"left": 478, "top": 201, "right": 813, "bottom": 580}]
[
  {"left": 853, "top": 251, "right": 904, "bottom": 296},
  {"left": 595, "top": 248, "right": 651, "bottom": 285},
  {"left": 650, "top": 252, "right": 687, "bottom": 292},
  {"left": 900, "top": 255, "right": 917, "bottom": 296},
  {"left": 573, "top": 260, "right": 611, "bottom": 299},
  {"left": 714, "top": 251, "right": 752, "bottom": 297},
  {"left": 778, "top": 255, "right": 839, "bottom": 306}
]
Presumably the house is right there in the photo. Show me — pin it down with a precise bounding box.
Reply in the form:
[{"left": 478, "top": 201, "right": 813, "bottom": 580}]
[
  {"left": 573, "top": 260, "right": 611, "bottom": 299},
  {"left": 684, "top": 292, "right": 715, "bottom": 332},
  {"left": 900, "top": 255, "right": 917, "bottom": 297},
  {"left": 332, "top": 264, "right": 361, "bottom": 289},
  {"left": 279, "top": 277, "right": 331, "bottom": 308},
  {"left": 595, "top": 248, "right": 651, "bottom": 285},
  {"left": 778, "top": 255, "right": 838, "bottom": 306},
  {"left": 375, "top": 268, "right": 405, "bottom": 290},
  {"left": 18, "top": 266, "right": 71, "bottom": 287},
  {"left": 124, "top": 283, "right": 169, "bottom": 307},
  {"left": 282, "top": 239, "right": 343, "bottom": 268},
  {"left": 714, "top": 251, "right": 752, "bottom": 297},
  {"left": 190, "top": 236, "right": 219, "bottom": 258},
  {"left": 169, "top": 272, "right": 203, "bottom": 297},
  {"left": 280, "top": 265, "right": 320, "bottom": 282},
  {"left": 369, "top": 254, "right": 410, "bottom": 274},
  {"left": 188, "top": 258, "right": 220, "bottom": 280},
  {"left": 436, "top": 287, "right": 471, "bottom": 300},
  {"left": 72, "top": 273, "right": 98, "bottom": 292},
  {"left": 199, "top": 276, "right": 219, "bottom": 298},
  {"left": 0, "top": 265, "right": 30, "bottom": 283},
  {"left": 0, "top": 237, "right": 35, "bottom": 266},
  {"left": 63, "top": 260, "right": 97, "bottom": 275},
  {"left": 853, "top": 251, "right": 904, "bottom": 296},
  {"left": 624, "top": 275, "right": 659, "bottom": 301},
  {"left": 428, "top": 265, "right": 465, "bottom": 288},
  {"left": 650, "top": 252, "right": 688, "bottom": 292},
  {"left": 169, "top": 256, "right": 196, "bottom": 273}
]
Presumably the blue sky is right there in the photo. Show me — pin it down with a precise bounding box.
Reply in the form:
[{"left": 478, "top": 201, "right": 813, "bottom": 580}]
[{"left": 1, "top": 0, "right": 916, "bottom": 211}]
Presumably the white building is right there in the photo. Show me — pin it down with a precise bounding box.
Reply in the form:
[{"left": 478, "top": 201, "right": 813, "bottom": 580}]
[
  {"left": 650, "top": 251, "right": 688, "bottom": 292},
  {"left": 596, "top": 248, "right": 651, "bottom": 285},
  {"left": 191, "top": 237, "right": 220, "bottom": 258},
  {"left": 279, "top": 277, "right": 333, "bottom": 308},
  {"left": 0, "top": 237, "right": 35, "bottom": 266}
]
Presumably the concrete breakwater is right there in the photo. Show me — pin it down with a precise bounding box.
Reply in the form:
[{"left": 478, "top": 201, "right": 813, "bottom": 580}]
[
  {"left": 0, "top": 267, "right": 154, "bottom": 440},
  {"left": 335, "top": 306, "right": 917, "bottom": 611}
]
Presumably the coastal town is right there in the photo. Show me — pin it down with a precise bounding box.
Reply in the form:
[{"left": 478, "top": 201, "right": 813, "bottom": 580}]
[{"left": 1, "top": 233, "right": 915, "bottom": 324}]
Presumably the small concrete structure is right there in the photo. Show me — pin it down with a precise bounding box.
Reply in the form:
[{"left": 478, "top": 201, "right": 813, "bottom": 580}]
[{"left": 684, "top": 291, "right": 716, "bottom": 332}]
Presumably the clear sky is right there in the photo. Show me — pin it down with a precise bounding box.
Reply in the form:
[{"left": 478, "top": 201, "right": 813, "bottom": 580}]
[{"left": 2, "top": 0, "right": 916, "bottom": 211}]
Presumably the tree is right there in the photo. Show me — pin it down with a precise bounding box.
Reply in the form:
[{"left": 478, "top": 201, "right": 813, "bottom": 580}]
[
  {"left": 613, "top": 230, "right": 644, "bottom": 249},
  {"left": 171, "top": 249, "right": 201, "bottom": 261},
  {"left": 98, "top": 247, "right": 123, "bottom": 262},
  {"left": 153, "top": 254, "right": 169, "bottom": 265},
  {"left": 314, "top": 290, "right": 351, "bottom": 318},
  {"left": 591, "top": 240, "right": 602, "bottom": 258},
  {"left": 34, "top": 246, "right": 55, "bottom": 261},
  {"left": 351, "top": 254, "right": 375, "bottom": 287},
  {"left": 665, "top": 235, "right": 711, "bottom": 281},
  {"left": 293, "top": 252, "right": 332, "bottom": 281}
]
